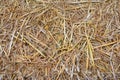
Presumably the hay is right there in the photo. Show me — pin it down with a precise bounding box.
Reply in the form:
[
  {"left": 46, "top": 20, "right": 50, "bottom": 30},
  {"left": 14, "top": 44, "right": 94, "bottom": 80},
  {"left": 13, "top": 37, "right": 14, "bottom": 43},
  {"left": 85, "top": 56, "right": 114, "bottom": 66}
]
[{"left": 0, "top": 0, "right": 120, "bottom": 79}]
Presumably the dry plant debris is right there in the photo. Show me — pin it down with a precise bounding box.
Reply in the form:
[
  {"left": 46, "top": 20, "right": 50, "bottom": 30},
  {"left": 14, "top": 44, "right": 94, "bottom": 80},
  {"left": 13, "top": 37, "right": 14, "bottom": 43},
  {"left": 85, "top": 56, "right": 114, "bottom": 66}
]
[{"left": 0, "top": 0, "right": 120, "bottom": 80}]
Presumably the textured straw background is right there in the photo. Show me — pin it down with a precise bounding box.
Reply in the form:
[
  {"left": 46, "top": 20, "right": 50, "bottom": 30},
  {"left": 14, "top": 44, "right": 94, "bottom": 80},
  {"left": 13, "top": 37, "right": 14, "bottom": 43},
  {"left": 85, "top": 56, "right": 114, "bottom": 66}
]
[{"left": 0, "top": 0, "right": 120, "bottom": 80}]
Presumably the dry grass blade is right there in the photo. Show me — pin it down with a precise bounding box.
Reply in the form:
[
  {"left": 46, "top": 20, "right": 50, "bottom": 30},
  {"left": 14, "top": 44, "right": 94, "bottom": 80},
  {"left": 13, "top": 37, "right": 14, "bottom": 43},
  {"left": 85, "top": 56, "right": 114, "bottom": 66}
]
[
  {"left": 94, "top": 40, "right": 120, "bottom": 49},
  {"left": 110, "top": 52, "right": 117, "bottom": 80},
  {"left": 48, "top": 30, "right": 60, "bottom": 47},
  {"left": 18, "top": 6, "right": 50, "bottom": 19},
  {"left": 86, "top": 33, "right": 95, "bottom": 67},
  {"left": 26, "top": 32, "right": 49, "bottom": 48},
  {"left": 8, "top": 30, "right": 16, "bottom": 55},
  {"left": 23, "top": 38, "right": 46, "bottom": 57}
]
